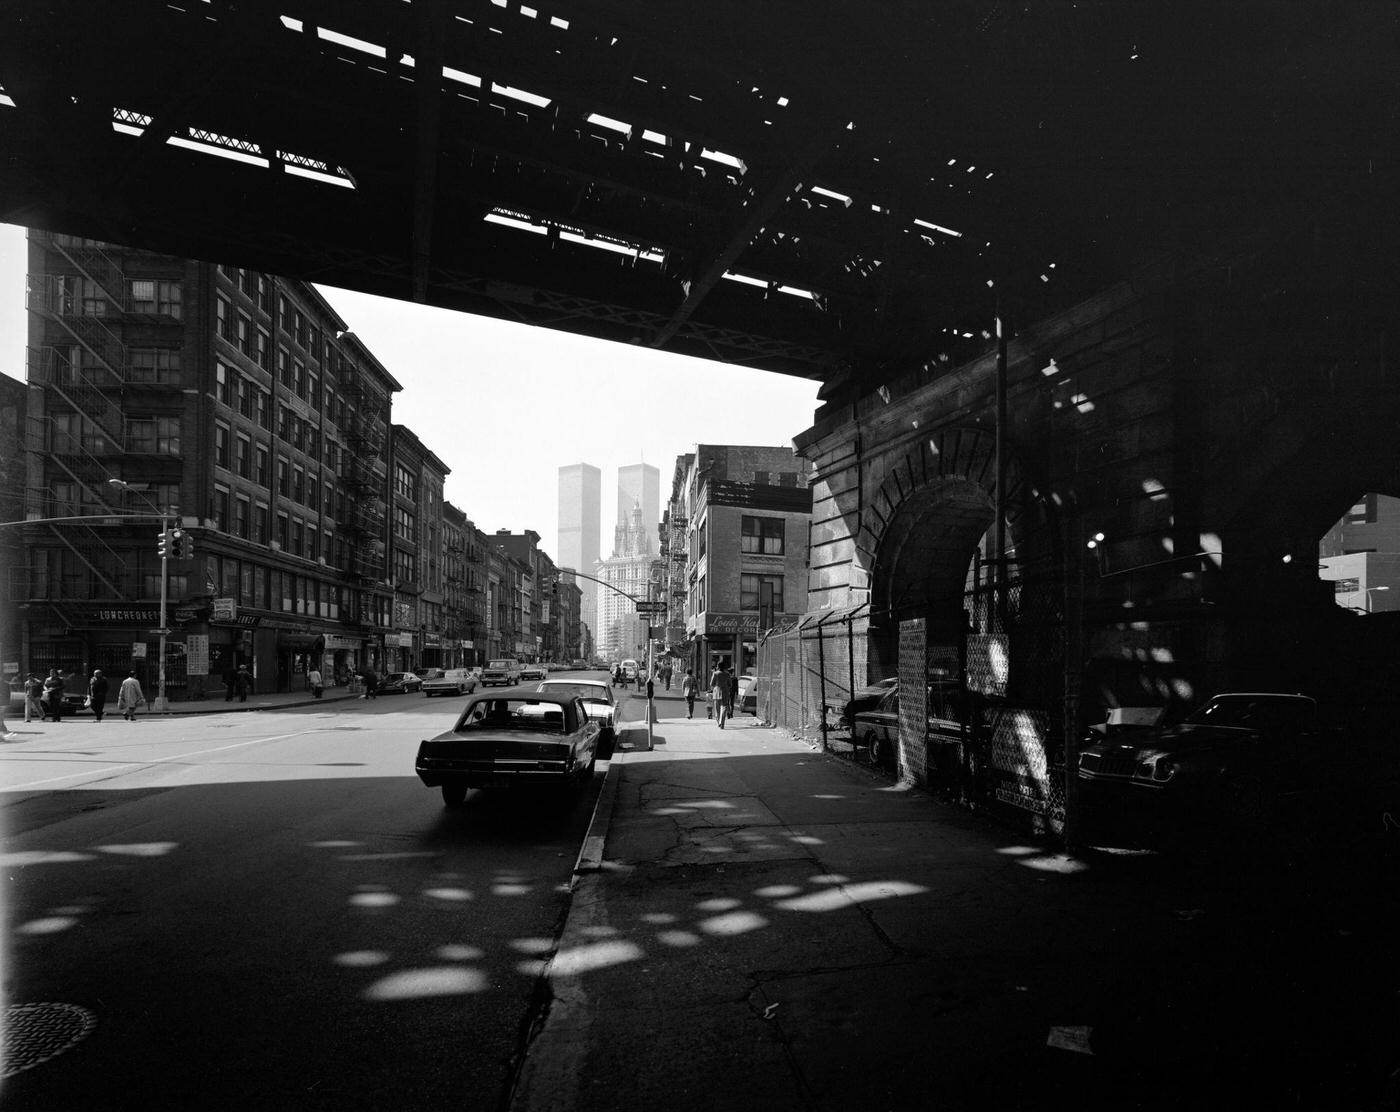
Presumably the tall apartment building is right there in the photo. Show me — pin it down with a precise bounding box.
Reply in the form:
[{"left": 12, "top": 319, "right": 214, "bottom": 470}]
[
  {"left": 443, "top": 502, "right": 490, "bottom": 668},
  {"left": 18, "top": 231, "right": 402, "bottom": 697},
  {"left": 673, "top": 445, "right": 812, "bottom": 675},
  {"left": 386, "top": 425, "right": 450, "bottom": 672},
  {"left": 0, "top": 373, "right": 27, "bottom": 685},
  {"left": 557, "top": 462, "right": 601, "bottom": 646}
]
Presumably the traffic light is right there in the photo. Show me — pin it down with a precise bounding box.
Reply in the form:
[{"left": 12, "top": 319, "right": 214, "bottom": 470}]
[
  {"left": 171, "top": 529, "right": 193, "bottom": 559},
  {"left": 156, "top": 528, "right": 172, "bottom": 558}
]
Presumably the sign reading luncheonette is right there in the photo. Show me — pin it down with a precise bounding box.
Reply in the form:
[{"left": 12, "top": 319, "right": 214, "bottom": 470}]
[{"left": 212, "top": 598, "right": 238, "bottom": 621}]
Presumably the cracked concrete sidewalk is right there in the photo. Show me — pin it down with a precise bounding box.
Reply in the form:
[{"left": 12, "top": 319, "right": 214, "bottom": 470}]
[{"left": 509, "top": 693, "right": 1399, "bottom": 1112}]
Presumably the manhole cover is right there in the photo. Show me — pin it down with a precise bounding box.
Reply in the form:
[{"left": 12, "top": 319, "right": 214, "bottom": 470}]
[{"left": 2, "top": 1003, "right": 97, "bottom": 1077}]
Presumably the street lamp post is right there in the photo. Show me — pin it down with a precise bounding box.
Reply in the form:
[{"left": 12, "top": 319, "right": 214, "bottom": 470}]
[{"left": 110, "top": 480, "right": 171, "bottom": 713}]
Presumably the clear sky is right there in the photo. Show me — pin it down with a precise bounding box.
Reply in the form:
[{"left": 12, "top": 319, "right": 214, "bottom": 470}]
[{"left": 0, "top": 222, "right": 821, "bottom": 560}]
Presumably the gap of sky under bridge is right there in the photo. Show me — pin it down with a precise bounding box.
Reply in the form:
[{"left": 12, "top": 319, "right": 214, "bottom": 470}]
[{"left": 0, "top": 222, "right": 821, "bottom": 559}]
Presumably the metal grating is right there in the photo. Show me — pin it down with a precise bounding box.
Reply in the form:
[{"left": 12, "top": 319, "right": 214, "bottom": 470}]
[{"left": 2, "top": 1002, "right": 97, "bottom": 1077}]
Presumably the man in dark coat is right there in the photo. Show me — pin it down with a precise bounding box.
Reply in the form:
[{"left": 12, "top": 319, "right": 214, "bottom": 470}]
[
  {"left": 42, "top": 668, "right": 65, "bottom": 722},
  {"left": 234, "top": 665, "right": 252, "bottom": 702},
  {"left": 88, "top": 669, "right": 110, "bottom": 722}
]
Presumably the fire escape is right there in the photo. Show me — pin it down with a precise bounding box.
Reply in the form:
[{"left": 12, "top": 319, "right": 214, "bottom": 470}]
[
  {"left": 662, "top": 502, "right": 689, "bottom": 642},
  {"left": 23, "top": 233, "right": 139, "bottom": 624},
  {"left": 337, "top": 359, "right": 390, "bottom": 632}
]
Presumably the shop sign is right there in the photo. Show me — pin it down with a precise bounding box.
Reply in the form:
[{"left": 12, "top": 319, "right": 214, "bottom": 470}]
[
  {"left": 173, "top": 604, "right": 205, "bottom": 624},
  {"left": 186, "top": 634, "right": 209, "bottom": 676},
  {"left": 212, "top": 598, "right": 238, "bottom": 621},
  {"left": 461, "top": 639, "right": 474, "bottom": 649},
  {"left": 424, "top": 633, "right": 441, "bottom": 647},
  {"left": 132, "top": 642, "right": 148, "bottom": 659},
  {"left": 698, "top": 613, "right": 759, "bottom": 636},
  {"left": 324, "top": 635, "right": 359, "bottom": 651},
  {"left": 93, "top": 607, "right": 161, "bottom": 623},
  {"left": 395, "top": 631, "right": 415, "bottom": 648},
  {"left": 2, "top": 661, "right": 17, "bottom": 675}
]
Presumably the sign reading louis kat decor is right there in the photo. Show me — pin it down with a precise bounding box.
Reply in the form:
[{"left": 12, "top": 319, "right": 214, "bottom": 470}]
[{"left": 698, "top": 613, "right": 760, "bottom": 636}]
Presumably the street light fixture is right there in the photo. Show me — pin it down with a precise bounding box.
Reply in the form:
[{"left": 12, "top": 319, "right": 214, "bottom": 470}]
[{"left": 110, "top": 478, "right": 172, "bottom": 713}]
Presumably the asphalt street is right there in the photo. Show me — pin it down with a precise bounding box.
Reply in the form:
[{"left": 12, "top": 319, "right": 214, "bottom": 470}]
[{"left": 1, "top": 694, "right": 606, "bottom": 1111}]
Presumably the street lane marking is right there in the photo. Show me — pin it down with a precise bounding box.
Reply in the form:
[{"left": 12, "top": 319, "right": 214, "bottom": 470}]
[{"left": 0, "top": 729, "right": 322, "bottom": 791}]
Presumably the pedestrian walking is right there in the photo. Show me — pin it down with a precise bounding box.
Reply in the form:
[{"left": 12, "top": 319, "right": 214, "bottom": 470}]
[
  {"left": 708, "top": 661, "right": 729, "bottom": 728},
  {"left": 117, "top": 672, "right": 145, "bottom": 720},
  {"left": 41, "top": 668, "right": 65, "bottom": 722},
  {"left": 24, "top": 673, "right": 43, "bottom": 722},
  {"left": 681, "top": 668, "right": 698, "bottom": 718},
  {"left": 308, "top": 666, "right": 323, "bottom": 698},
  {"left": 363, "top": 668, "right": 378, "bottom": 699},
  {"left": 224, "top": 664, "right": 237, "bottom": 702},
  {"left": 662, "top": 663, "right": 673, "bottom": 691},
  {"left": 725, "top": 665, "right": 738, "bottom": 719},
  {"left": 87, "top": 669, "right": 110, "bottom": 722},
  {"left": 234, "top": 665, "right": 253, "bottom": 703}
]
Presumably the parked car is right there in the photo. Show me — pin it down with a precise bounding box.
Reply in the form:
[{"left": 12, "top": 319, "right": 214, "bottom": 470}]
[
  {"left": 852, "top": 683, "right": 966, "bottom": 770},
  {"left": 378, "top": 671, "right": 423, "bottom": 695},
  {"left": 1076, "top": 691, "right": 1373, "bottom": 845},
  {"left": 422, "top": 668, "right": 477, "bottom": 697},
  {"left": 534, "top": 678, "right": 617, "bottom": 752},
  {"left": 841, "top": 676, "right": 897, "bottom": 727},
  {"left": 736, "top": 674, "right": 758, "bottom": 715},
  {"left": 481, "top": 659, "right": 522, "bottom": 687},
  {"left": 415, "top": 691, "right": 600, "bottom": 808},
  {"left": 519, "top": 663, "right": 548, "bottom": 683}
]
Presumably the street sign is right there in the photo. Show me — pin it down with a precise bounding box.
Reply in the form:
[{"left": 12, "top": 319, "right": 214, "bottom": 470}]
[{"left": 634, "top": 601, "right": 665, "bottom": 615}]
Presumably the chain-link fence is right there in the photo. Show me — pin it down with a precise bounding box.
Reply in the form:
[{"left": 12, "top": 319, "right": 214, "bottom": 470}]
[{"left": 754, "top": 561, "right": 1073, "bottom": 834}]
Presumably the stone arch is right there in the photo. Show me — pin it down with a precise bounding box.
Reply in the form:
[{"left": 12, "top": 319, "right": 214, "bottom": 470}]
[{"left": 865, "top": 426, "right": 1053, "bottom": 628}]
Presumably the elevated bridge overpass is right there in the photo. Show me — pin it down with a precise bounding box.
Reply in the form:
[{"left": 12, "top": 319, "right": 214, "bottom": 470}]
[{"left": 2, "top": 1, "right": 1397, "bottom": 829}]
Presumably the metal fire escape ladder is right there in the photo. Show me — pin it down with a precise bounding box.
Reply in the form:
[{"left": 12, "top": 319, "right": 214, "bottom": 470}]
[{"left": 45, "top": 522, "right": 127, "bottom": 599}]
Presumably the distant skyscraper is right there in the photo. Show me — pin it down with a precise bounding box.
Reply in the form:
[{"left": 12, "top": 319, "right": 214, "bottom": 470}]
[
  {"left": 616, "top": 463, "right": 660, "bottom": 557},
  {"left": 558, "top": 463, "right": 602, "bottom": 646}
]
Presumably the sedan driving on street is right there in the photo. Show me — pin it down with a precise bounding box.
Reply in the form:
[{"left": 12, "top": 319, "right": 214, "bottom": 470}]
[
  {"left": 421, "top": 668, "right": 477, "bottom": 697},
  {"left": 534, "top": 678, "right": 617, "bottom": 752},
  {"left": 377, "top": 671, "right": 423, "bottom": 695},
  {"left": 415, "top": 692, "right": 600, "bottom": 808}
]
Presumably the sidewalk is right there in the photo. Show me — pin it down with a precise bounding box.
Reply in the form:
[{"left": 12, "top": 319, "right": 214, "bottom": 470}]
[
  {"left": 3, "top": 687, "right": 358, "bottom": 735},
  {"left": 512, "top": 693, "right": 1399, "bottom": 1111}
]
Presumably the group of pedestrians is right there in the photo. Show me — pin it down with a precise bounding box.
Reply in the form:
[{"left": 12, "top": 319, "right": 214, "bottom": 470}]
[
  {"left": 676, "top": 661, "right": 739, "bottom": 726},
  {"left": 17, "top": 667, "right": 147, "bottom": 724}
]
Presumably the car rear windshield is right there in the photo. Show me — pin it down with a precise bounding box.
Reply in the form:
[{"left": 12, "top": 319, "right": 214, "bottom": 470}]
[
  {"left": 487, "top": 660, "right": 513, "bottom": 669},
  {"left": 541, "top": 683, "right": 606, "bottom": 701},
  {"left": 458, "top": 698, "right": 568, "bottom": 733}
]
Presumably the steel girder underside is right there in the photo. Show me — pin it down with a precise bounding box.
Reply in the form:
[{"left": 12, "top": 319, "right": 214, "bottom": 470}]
[{"left": 0, "top": 2, "right": 1395, "bottom": 406}]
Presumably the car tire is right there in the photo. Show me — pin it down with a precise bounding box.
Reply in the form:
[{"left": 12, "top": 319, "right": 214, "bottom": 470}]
[
  {"left": 441, "top": 782, "right": 468, "bottom": 809},
  {"left": 867, "top": 731, "right": 889, "bottom": 768}
]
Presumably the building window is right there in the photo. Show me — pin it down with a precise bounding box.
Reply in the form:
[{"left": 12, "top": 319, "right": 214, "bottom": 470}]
[
  {"left": 293, "top": 309, "right": 308, "bottom": 348},
  {"left": 293, "top": 359, "right": 306, "bottom": 398},
  {"left": 395, "top": 464, "right": 416, "bottom": 500},
  {"left": 235, "top": 433, "right": 251, "bottom": 478},
  {"left": 236, "top": 312, "right": 252, "bottom": 356},
  {"left": 253, "top": 502, "right": 269, "bottom": 544},
  {"left": 128, "top": 415, "right": 181, "bottom": 455},
  {"left": 740, "top": 573, "right": 784, "bottom": 612},
  {"left": 1334, "top": 578, "right": 1361, "bottom": 593},
  {"left": 255, "top": 445, "right": 270, "bottom": 486},
  {"left": 238, "top": 376, "right": 252, "bottom": 419},
  {"left": 214, "top": 422, "right": 230, "bottom": 468},
  {"left": 1345, "top": 496, "right": 1376, "bottom": 525},
  {"left": 276, "top": 512, "right": 290, "bottom": 550},
  {"left": 741, "top": 515, "right": 785, "bottom": 555},
  {"left": 394, "top": 506, "right": 416, "bottom": 541},
  {"left": 395, "top": 549, "right": 417, "bottom": 585},
  {"left": 212, "top": 485, "right": 230, "bottom": 531},
  {"left": 132, "top": 279, "right": 182, "bottom": 318},
  {"left": 277, "top": 457, "right": 290, "bottom": 496},
  {"left": 128, "top": 348, "right": 181, "bottom": 384},
  {"left": 292, "top": 467, "right": 304, "bottom": 504},
  {"left": 234, "top": 496, "right": 250, "bottom": 539},
  {"left": 256, "top": 389, "right": 270, "bottom": 430},
  {"left": 779, "top": 471, "right": 798, "bottom": 487},
  {"left": 216, "top": 294, "right": 231, "bottom": 340},
  {"left": 257, "top": 275, "right": 271, "bottom": 315},
  {"left": 292, "top": 518, "right": 304, "bottom": 558},
  {"left": 307, "top": 473, "right": 320, "bottom": 511},
  {"left": 277, "top": 346, "right": 291, "bottom": 389},
  {"left": 255, "top": 326, "right": 271, "bottom": 371},
  {"left": 215, "top": 362, "right": 234, "bottom": 406},
  {"left": 308, "top": 524, "right": 320, "bottom": 562},
  {"left": 754, "top": 470, "right": 770, "bottom": 484}
]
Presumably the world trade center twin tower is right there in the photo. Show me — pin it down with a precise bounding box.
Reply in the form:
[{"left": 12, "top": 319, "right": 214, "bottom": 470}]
[{"left": 557, "top": 462, "right": 660, "bottom": 658}]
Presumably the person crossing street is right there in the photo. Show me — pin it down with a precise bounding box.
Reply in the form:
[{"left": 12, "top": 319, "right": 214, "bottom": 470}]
[{"left": 708, "top": 661, "right": 730, "bottom": 729}]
